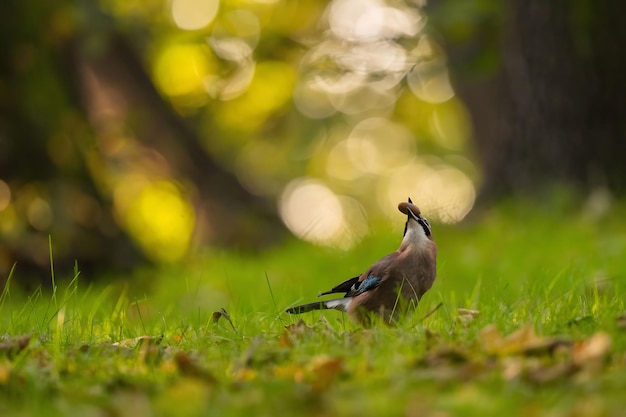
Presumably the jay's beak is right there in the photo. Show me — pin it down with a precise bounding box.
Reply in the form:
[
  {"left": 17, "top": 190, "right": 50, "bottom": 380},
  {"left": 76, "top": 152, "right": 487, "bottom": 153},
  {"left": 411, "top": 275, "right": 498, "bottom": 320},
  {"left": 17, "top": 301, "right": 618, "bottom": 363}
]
[
  {"left": 405, "top": 197, "right": 431, "bottom": 237},
  {"left": 405, "top": 197, "right": 420, "bottom": 222}
]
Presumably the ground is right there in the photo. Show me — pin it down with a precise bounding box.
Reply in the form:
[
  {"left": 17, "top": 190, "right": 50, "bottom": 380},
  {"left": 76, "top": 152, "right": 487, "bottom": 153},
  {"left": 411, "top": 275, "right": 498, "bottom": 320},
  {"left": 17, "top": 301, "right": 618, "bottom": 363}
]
[{"left": 1, "top": 199, "right": 625, "bottom": 416}]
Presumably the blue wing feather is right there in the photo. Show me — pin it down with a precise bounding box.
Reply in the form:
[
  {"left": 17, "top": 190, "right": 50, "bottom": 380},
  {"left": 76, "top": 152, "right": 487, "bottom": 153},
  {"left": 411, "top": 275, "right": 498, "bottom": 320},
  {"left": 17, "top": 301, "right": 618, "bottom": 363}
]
[{"left": 349, "top": 275, "right": 381, "bottom": 296}]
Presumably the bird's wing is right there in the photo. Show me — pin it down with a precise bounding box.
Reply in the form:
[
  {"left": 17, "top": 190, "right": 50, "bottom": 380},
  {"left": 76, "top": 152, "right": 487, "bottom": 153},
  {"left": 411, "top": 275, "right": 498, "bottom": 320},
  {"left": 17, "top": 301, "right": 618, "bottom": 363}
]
[
  {"left": 345, "top": 274, "right": 381, "bottom": 297},
  {"left": 318, "top": 276, "right": 360, "bottom": 297}
]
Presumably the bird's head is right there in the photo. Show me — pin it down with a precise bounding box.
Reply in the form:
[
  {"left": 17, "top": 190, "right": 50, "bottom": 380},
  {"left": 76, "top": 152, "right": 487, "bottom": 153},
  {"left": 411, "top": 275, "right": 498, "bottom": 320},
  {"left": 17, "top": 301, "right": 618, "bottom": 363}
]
[{"left": 398, "top": 197, "right": 433, "bottom": 241}]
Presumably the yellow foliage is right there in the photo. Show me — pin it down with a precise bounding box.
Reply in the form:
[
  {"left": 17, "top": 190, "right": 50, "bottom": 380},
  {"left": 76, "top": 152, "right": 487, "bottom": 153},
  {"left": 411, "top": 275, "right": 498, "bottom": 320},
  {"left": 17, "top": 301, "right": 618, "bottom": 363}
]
[
  {"left": 124, "top": 181, "right": 195, "bottom": 262},
  {"left": 216, "top": 61, "right": 296, "bottom": 132},
  {"left": 154, "top": 43, "right": 215, "bottom": 100}
]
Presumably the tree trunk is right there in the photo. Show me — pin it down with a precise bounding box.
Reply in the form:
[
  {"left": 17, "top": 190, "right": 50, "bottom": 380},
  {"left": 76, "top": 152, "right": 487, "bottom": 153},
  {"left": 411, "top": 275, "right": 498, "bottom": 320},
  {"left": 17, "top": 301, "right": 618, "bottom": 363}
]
[
  {"left": 66, "top": 34, "right": 285, "bottom": 248},
  {"left": 450, "top": 0, "right": 626, "bottom": 199}
]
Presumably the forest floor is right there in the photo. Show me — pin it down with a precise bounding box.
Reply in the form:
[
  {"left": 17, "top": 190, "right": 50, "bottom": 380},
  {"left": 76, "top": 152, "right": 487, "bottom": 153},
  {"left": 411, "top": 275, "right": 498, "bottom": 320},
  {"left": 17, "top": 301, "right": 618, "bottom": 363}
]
[{"left": 1, "top": 199, "right": 625, "bottom": 416}]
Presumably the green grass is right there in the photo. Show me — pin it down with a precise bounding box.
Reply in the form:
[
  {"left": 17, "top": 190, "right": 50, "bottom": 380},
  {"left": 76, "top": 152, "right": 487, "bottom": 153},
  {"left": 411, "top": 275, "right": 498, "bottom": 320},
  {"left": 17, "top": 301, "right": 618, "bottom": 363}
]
[{"left": 1, "top": 200, "right": 626, "bottom": 416}]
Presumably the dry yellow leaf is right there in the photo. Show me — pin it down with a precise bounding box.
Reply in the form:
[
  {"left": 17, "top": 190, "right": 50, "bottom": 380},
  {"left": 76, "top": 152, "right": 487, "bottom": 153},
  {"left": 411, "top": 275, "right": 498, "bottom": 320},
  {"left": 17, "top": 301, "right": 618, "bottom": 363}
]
[
  {"left": 0, "top": 362, "right": 10, "bottom": 385},
  {"left": 480, "top": 324, "right": 570, "bottom": 356},
  {"left": 174, "top": 351, "right": 217, "bottom": 383},
  {"left": 572, "top": 332, "right": 612, "bottom": 366},
  {"left": 278, "top": 331, "right": 294, "bottom": 348}
]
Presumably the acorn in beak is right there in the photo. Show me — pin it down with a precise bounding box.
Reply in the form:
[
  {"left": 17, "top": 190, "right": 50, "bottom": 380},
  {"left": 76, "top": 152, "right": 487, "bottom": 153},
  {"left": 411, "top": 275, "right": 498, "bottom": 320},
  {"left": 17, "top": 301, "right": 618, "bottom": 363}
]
[{"left": 398, "top": 197, "right": 431, "bottom": 237}]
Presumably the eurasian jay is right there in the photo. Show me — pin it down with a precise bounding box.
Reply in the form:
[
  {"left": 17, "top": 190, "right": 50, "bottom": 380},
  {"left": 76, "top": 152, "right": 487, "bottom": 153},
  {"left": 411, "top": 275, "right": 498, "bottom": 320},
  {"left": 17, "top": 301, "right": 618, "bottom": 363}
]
[{"left": 286, "top": 198, "right": 437, "bottom": 326}]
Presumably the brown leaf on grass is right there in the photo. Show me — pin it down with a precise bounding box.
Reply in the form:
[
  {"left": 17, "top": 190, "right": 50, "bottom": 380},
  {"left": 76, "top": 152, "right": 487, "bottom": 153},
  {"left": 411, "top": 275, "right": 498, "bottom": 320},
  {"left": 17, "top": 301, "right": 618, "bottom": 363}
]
[
  {"left": 174, "top": 351, "right": 217, "bottom": 384},
  {"left": 0, "top": 335, "right": 31, "bottom": 357},
  {"left": 456, "top": 308, "right": 480, "bottom": 326},
  {"left": 416, "top": 346, "right": 469, "bottom": 368},
  {"left": 278, "top": 332, "right": 294, "bottom": 348},
  {"left": 212, "top": 308, "right": 237, "bottom": 333},
  {"left": 273, "top": 355, "right": 344, "bottom": 392},
  {"left": 414, "top": 345, "right": 490, "bottom": 382},
  {"left": 279, "top": 319, "right": 313, "bottom": 348},
  {"left": 572, "top": 332, "right": 612, "bottom": 367},
  {"left": 525, "top": 361, "right": 577, "bottom": 384},
  {"left": 306, "top": 355, "right": 344, "bottom": 392},
  {"left": 273, "top": 363, "right": 304, "bottom": 381},
  {"left": 480, "top": 324, "right": 571, "bottom": 356},
  {"left": 616, "top": 313, "right": 626, "bottom": 330},
  {"left": 458, "top": 308, "right": 480, "bottom": 317},
  {"left": 0, "top": 362, "right": 10, "bottom": 385},
  {"left": 112, "top": 335, "right": 163, "bottom": 349},
  {"left": 284, "top": 319, "right": 312, "bottom": 335},
  {"left": 500, "top": 355, "right": 578, "bottom": 384},
  {"left": 111, "top": 335, "right": 164, "bottom": 363}
]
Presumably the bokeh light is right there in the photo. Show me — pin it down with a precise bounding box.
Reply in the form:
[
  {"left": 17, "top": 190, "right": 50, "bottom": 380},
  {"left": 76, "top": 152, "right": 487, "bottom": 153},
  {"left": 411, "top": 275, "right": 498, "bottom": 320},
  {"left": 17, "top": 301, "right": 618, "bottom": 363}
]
[
  {"left": 153, "top": 43, "right": 215, "bottom": 100},
  {"left": 171, "top": 0, "right": 219, "bottom": 31},
  {"left": 345, "top": 118, "right": 416, "bottom": 174},
  {"left": 210, "top": 9, "right": 260, "bottom": 58},
  {"left": 329, "top": 0, "right": 424, "bottom": 41},
  {"left": 408, "top": 64, "right": 455, "bottom": 104},
  {"left": 279, "top": 178, "right": 368, "bottom": 249},
  {"left": 27, "top": 197, "right": 53, "bottom": 231},
  {"left": 214, "top": 60, "right": 295, "bottom": 130},
  {"left": 428, "top": 99, "right": 472, "bottom": 151},
  {"left": 120, "top": 180, "right": 195, "bottom": 262},
  {"left": 407, "top": 36, "right": 454, "bottom": 103},
  {"left": 378, "top": 162, "right": 476, "bottom": 224},
  {"left": 293, "top": 77, "right": 337, "bottom": 119}
]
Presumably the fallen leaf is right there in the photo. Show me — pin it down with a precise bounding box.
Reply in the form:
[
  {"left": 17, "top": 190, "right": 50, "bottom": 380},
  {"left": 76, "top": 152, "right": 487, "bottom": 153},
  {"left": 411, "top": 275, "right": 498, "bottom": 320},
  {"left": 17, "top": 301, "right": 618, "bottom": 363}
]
[
  {"left": 458, "top": 308, "right": 480, "bottom": 318},
  {"left": 306, "top": 355, "right": 344, "bottom": 392},
  {"left": 0, "top": 335, "right": 31, "bottom": 357},
  {"left": 279, "top": 319, "right": 313, "bottom": 348},
  {"left": 0, "top": 361, "right": 11, "bottom": 384},
  {"left": 480, "top": 324, "right": 570, "bottom": 356},
  {"left": 212, "top": 308, "right": 237, "bottom": 333},
  {"left": 525, "top": 361, "right": 576, "bottom": 384},
  {"left": 416, "top": 346, "right": 469, "bottom": 368},
  {"left": 273, "top": 364, "right": 304, "bottom": 382},
  {"left": 108, "top": 336, "right": 164, "bottom": 363},
  {"left": 616, "top": 313, "right": 626, "bottom": 330},
  {"left": 479, "top": 324, "right": 507, "bottom": 354},
  {"left": 232, "top": 367, "right": 257, "bottom": 382},
  {"left": 112, "top": 335, "right": 163, "bottom": 349},
  {"left": 501, "top": 357, "right": 524, "bottom": 380},
  {"left": 457, "top": 308, "right": 480, "bottom": 325},
  {"left": 284, "top": 319, "right": 312, "bottom": 335},
  {"left": 278, "top": 331, "right": 294, "bottom": 349},
  {"left": 174, "top": 351, "right": 217, "bottom": 384},
  {"left": 572, "top": 332, "right": 612, "bottom": 366}
]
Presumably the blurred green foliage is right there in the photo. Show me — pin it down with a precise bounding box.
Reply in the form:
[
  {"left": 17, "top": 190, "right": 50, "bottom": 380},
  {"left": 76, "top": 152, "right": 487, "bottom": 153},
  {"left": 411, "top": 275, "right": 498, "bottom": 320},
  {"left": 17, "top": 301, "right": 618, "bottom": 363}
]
[{"left": 1, "top": 0, "right": 487, "bottom": 274}]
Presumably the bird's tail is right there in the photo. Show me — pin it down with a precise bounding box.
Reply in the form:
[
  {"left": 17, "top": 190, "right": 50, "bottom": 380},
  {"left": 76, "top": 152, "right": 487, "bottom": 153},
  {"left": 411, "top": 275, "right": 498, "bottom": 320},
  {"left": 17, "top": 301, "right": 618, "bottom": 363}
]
[{"left": 285, "top": 298, "right": 352, "bottom": 314}]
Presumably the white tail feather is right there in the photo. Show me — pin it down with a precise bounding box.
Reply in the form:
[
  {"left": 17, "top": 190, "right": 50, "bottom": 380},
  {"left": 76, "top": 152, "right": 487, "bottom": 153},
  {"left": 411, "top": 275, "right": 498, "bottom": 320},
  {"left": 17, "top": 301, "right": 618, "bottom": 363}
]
[{"left": 324, "top": 298, "right": 352, "bottom": 312}]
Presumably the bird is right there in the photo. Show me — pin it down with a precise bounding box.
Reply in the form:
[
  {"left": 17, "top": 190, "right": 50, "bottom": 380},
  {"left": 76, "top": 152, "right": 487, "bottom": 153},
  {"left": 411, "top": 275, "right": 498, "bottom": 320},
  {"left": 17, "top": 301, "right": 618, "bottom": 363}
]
[{"left": 285, "top": 198, "right": 437, "bottom": 326}]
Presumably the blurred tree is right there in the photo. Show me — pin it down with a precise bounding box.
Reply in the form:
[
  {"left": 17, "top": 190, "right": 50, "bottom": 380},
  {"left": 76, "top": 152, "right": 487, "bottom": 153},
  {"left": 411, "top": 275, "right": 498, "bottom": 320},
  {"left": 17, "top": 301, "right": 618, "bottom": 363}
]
[
  {"left": 434, "top": 0, "right": 626, "bottom": 198},
  {"left": 0, "top": 0, "right": 285, "bottom": 281},
  {"left": 66, "top": 33, "right": 283, "bottom": 246}
]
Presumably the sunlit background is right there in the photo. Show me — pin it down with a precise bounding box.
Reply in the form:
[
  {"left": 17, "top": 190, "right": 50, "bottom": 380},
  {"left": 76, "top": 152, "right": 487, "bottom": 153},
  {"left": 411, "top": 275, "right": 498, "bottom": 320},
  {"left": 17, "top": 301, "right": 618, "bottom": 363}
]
[{"left": 0, "top": 0, "right": 479, "bottom": 273}]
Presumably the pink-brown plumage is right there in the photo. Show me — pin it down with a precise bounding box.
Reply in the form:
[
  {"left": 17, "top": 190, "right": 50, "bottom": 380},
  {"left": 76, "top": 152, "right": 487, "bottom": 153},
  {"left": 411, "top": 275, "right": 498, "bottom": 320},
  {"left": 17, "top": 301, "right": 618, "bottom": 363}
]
[{"left": 286, "top": 197, "right": 437, "bottom": 326}]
